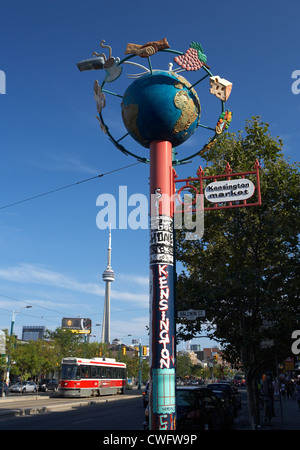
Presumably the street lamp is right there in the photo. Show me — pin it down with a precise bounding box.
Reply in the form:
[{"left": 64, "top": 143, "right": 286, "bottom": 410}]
[{"left": 6, "top": 306, "right": 32, "bottom": 384}]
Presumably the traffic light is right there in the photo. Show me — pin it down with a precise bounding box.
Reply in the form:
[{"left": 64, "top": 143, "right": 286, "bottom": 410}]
[
  {"left": 213, "top": 354, "right": 218, "bottom": 363},
  {"left": 142, "top": 346, "right": 147, "bottom": 356},
  {"left": 122, "top": 346, "right": 126, "bottom": 356}
]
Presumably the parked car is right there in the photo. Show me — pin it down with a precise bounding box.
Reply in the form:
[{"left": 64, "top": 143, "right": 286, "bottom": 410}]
[
  {"left": 144, "top": 386, "right": 229, "bottom": 430},
  {"left": 176, "top": 386, "right": 228, "bottom": 430},
  {"left": 207, "top": 382, "right": 241, "bottom": 415},
  {"left": 0, "top": 382, "right": 9, "bottom": 397},
  {"left": 9, "top": 381, "right": 38, "bottom": 393},
  {"left": 142, "top": 381, "right": 149, "bottom": 407},
  {"left": 210, "top": 389, "right": 234, "bottom": 429},
  {"left": 38, "top": 378, "right": 58, "bottom": 392}
]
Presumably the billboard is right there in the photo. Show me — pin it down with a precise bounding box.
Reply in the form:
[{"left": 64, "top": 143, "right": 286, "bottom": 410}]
[{"left": 62, "top": 318, "right": 92, "bottom": 334}]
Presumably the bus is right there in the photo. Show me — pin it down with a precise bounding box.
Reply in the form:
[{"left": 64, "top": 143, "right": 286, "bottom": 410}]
[{"left": 58, "top": 357, "right": 127, "bottom": 398}]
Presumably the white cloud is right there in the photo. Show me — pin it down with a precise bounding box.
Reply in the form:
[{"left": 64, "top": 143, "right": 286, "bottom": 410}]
[
  {"left": 0, "top": 264, "right": 102, "bottom": 295},
  {"left": 0, "top": 263, "right": 148, "bottom": 306}
]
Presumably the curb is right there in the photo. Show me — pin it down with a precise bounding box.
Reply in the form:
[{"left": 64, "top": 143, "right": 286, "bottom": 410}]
[{"left": 0, "top": 393, "right": 142, "bottom": 418}]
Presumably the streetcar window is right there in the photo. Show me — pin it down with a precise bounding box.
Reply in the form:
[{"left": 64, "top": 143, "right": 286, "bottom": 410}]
[
  {"left": 61, "top": 364, "right": 80, "bottom": 380},
  {"left": 80, "top": 365, "right": 90, "bottom": 378},
  {"left": 91, "top": 366, "right": 97, "bottom": 378}
]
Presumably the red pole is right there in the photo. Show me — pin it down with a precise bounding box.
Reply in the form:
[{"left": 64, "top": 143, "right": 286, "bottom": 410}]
[{"left": 149, "top": 140, "right": 176, "bottom": 430}]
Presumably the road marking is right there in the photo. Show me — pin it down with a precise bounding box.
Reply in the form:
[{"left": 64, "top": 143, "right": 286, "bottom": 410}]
[{"left": 73, "top": 418, "right": 95, "bottom": 424}]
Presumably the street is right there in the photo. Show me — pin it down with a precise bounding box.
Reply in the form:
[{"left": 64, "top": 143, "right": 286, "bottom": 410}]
[
  {"left": 0, "top": 395, "right": 145, "bottom": 430},
  {"left": 0, "top": 387, "right": 249, "bottom": 430}
]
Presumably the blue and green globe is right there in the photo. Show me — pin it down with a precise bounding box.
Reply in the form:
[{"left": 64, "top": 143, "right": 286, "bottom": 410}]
[{"left": 121, "top": 70, "right": 201, "bottom": 148}]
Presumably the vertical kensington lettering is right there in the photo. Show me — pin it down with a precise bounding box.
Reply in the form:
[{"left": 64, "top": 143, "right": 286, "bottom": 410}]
[{"left": 158, "top": 264, "right": 171, "bottom": 369}]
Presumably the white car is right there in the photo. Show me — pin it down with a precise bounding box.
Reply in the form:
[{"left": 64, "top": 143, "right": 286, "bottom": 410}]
[{"left": 10, "top": 381, "right": 38, "bottom": 393}]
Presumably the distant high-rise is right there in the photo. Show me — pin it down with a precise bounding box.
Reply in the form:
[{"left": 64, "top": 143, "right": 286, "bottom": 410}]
[
  {"left": 101, "top": 225, "right": 115, "bottom": 344},
  {"left": 22, "top": 326, "right": 45, "bottom": 341}
]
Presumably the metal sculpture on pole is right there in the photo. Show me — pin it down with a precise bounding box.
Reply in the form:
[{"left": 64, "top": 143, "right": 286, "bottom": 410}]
[{"left": 77, "top": 38, "right": 260, "bottom": 430}]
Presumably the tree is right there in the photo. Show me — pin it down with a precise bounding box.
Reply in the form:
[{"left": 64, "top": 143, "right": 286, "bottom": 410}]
[
  {"left": 44, "top": 328, "right": 83, "bottom": 364},
  {"left": 11, "top": 341, "right": 39, "bottom": 384},
  {"left": 176, "top": 353, "right": 193, "bottom": 379},
  {"left": 33, "top": 339, "right": 59, "bottom": 381},
  {"left": 175, "top": 117, "right": 300, "bottom": 428}
]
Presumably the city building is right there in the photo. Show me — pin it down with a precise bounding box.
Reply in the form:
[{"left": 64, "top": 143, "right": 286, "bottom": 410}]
[{"left": 22, "top": 326, "right": 46, "bottom": 341}]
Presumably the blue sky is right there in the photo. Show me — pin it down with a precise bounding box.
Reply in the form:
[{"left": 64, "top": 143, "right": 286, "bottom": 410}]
[{"left": 0, "top": 0, "right": 299, "bottom": 352}]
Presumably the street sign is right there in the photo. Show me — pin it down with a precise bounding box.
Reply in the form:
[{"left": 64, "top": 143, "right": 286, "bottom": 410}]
[
  {"left": 205, "top": 178, "right": 255, "bottom": 203},
  {"left": 260, "top": 339, "right": 274, "bottom": 349},
  {"left": 178, "top": 309, "right": 206, "bottom": 320},
  {"left": 175, "top": 160, "right": 261, "bottom": 213}
]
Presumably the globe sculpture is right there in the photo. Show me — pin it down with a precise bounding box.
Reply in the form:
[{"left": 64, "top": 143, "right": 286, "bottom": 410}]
[
  {"left": 121, "top": 70, "right": 201, "bottom": 148},
  {"left": 77, "top": 39, "right": 233, "bottom": 164}
]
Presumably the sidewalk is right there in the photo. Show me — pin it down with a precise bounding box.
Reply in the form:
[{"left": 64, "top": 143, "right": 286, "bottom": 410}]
[
  {"left": 259, "top": 397, "right": 300, "bottom": 430},
  {"left": 234, "top": 391, "right": 300, "bottom": 431}
]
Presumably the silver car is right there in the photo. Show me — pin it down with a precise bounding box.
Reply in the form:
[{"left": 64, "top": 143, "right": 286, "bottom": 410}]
[{"left": 10, "top": 381, "right": 38, "bottom": 393}]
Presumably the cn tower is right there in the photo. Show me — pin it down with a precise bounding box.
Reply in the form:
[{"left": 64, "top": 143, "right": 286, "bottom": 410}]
[{"left": 101, "top": 225, "right": 115, "bottom": 344}]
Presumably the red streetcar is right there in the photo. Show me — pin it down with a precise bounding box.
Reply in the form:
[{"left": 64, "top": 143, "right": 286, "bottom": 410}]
[{"left": 58, "top": 357, "right": 126, "bottom": 398}]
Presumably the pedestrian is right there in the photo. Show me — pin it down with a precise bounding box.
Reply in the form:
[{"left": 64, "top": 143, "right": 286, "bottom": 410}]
[
  {"left": 287, "top": 381, "right": 293, "bottom": 399},
  {"left": 295, "top": 380, "right": 300, "bottom": 411},
  {"left": 273, "top": 379, "right": 280, "bottom": 401},
  {"left": 281, "top": 381, "right": 286, "bottom": 399}
]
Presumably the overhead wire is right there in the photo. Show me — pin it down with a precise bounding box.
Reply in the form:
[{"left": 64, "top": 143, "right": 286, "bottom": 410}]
[
  {"left": 0, "top": 161, "right": 141, "bottom": 210},
  {"left": 0, "top": 292, "right": 73, "bottom": 317}
]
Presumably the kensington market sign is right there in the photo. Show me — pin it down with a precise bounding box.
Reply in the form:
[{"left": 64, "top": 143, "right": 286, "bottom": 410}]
[{"left": 205, "top": 178, "right": 255, "bottom": 203}]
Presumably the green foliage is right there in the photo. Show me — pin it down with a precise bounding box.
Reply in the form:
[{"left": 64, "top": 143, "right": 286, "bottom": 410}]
[
  {"left": 176, "top": 117, "right": 300, "bottom": 370},
  {"left": 176, "top": 353, "right": 193, "bottom": 378},
  {"left": 176, "top": 117, "right": 299, "bottom": 425},
  {"left": 4, "top": 327, "right": 148, "bottom": 381},
  {"left": 44, "top": 328, "right": 83, "bottom": 361}
]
